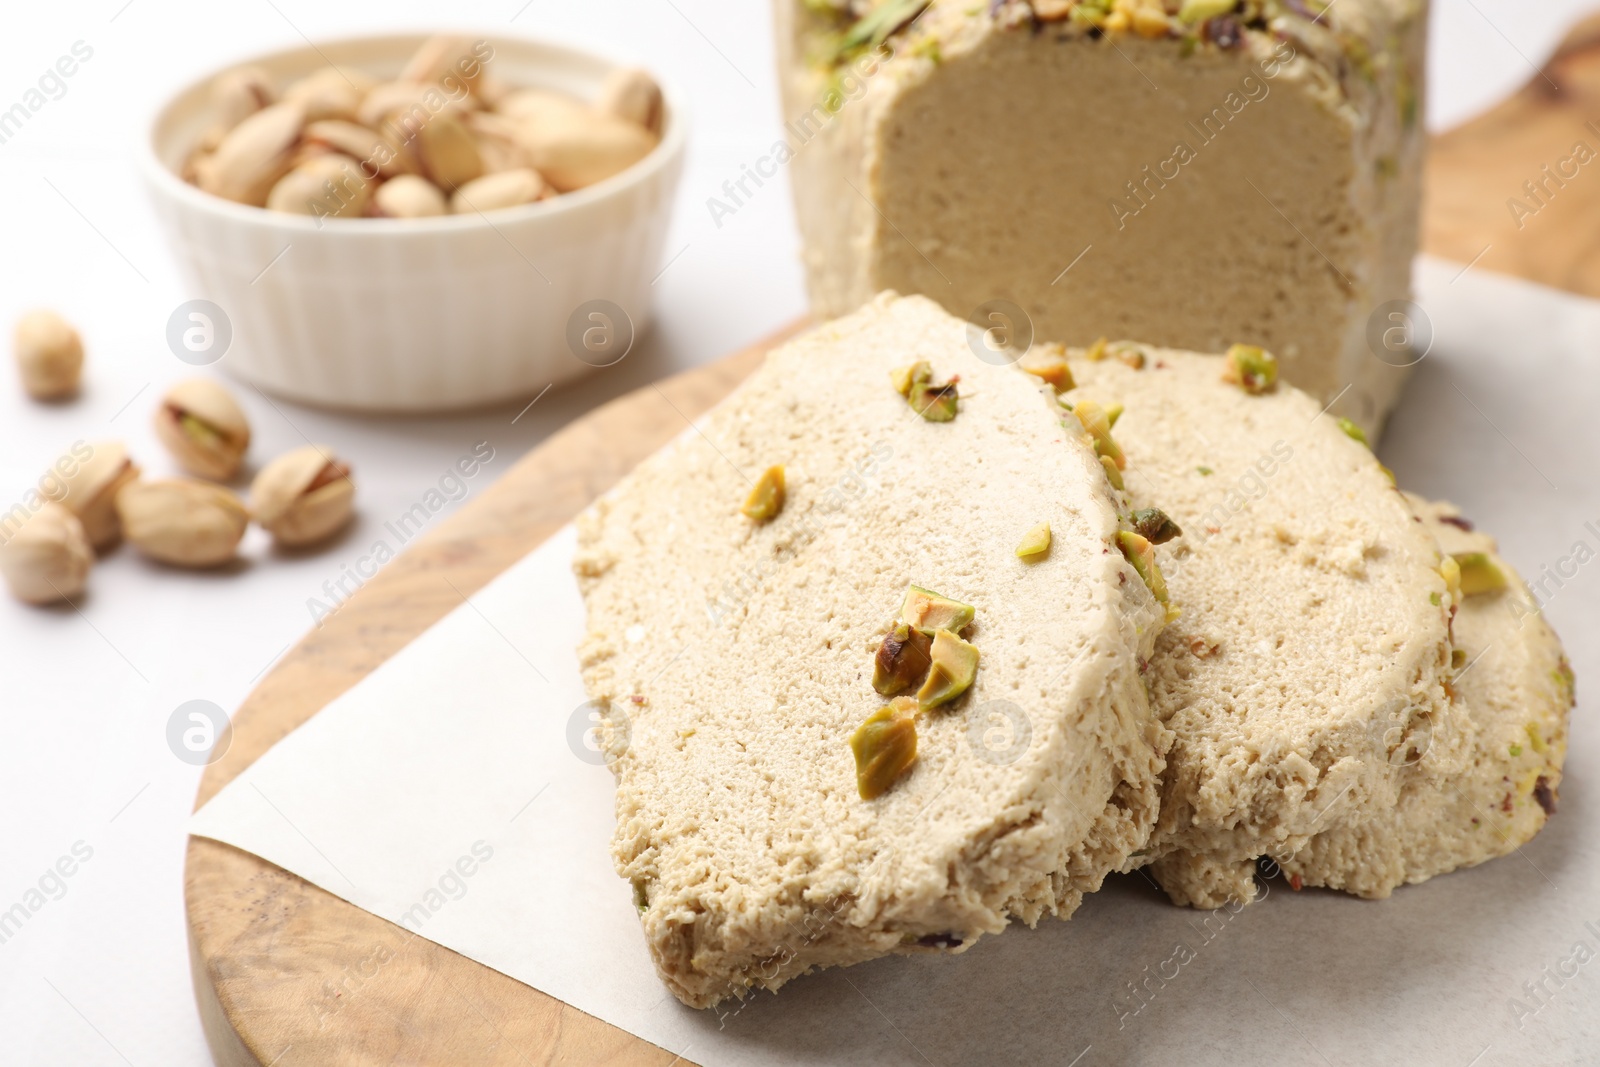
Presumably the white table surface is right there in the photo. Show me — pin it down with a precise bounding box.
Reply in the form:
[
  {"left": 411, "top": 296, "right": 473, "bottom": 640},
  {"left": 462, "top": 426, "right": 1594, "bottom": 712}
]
[{"left": 0, "top": 1, "right": 1592, "bottom": 1064}]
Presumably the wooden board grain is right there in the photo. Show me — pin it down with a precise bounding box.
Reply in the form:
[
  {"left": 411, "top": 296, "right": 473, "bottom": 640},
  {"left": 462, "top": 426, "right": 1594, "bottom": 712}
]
[{"left": 188, "top": 18, "right": 1600, "bottom": 1062}]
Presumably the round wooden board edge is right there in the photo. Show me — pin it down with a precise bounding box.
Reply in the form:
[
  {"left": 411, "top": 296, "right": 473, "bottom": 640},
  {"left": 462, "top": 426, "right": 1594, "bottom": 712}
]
[{"left": 184, "top": 322, "right": 804, "bottom": 1067}]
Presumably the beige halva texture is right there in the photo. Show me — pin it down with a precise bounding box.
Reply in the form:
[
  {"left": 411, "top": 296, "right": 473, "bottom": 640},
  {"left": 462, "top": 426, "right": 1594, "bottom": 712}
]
[
  {"left": 574, "top": 294, "right": 1171, "bottom": 1008},
  {"left": 775, "top": 0, "right": 1428, "bottom": 436},
  {"left": 1061, "top": 350, "right": 1466, "bottom": 907},
  {"left": 1277, "top": 494, "right": 1572, "bottom": 898}
]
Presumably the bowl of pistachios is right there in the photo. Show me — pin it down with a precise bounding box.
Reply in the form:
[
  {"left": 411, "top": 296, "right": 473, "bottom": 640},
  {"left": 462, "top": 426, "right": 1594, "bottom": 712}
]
[{"left": 142, "top": 33, "right": 686, "bottom": 412}]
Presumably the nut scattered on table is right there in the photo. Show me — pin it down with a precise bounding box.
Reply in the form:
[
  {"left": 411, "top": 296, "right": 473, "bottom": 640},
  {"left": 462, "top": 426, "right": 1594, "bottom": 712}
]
[
  {"left": 184, "top": 35, "right": 663, "bottom": 217},
  {"left": 152, "top": 378, "right": 252, "bottom": 481},
  {"left": 0, "top": 503, "right": 93, "bottom": 605},
  {"left": 56, "top": 441, "right": 141, "bottom": 551},
  {"left": 116, "top": 479, "right": 250, "bottom": 568},
  {"left": 251, "top": 445, "right": 356, "bottom": 546},
  {"left": 13, "top": 310, "right": 84, "bottom": 401}
]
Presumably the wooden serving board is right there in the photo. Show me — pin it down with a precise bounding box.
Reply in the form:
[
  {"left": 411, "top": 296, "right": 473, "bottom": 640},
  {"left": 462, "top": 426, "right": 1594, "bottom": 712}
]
[{"left": 186, "top": 19, "right": 1600, "bottom": 1065}]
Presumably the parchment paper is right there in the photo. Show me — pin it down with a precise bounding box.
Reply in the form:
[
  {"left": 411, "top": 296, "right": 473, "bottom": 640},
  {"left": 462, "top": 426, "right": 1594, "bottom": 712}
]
[{"left": 190, "top": 259, "right": 1598, "bottom": 1067}]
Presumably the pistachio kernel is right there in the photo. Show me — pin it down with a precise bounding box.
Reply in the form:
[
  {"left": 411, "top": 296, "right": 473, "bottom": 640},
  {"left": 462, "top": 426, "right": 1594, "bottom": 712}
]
[
  {"left": 916, "top": 629, "right": 980, "bottom": 710},
  {"left": 1336, "top": 417, "right": 1369, "bottom": 447},
  {"left": 1101, "top": 455, "right": 1125, "bottom": 491},
  {"left": 1072, "top": 399, "right": 1126, "bottom": 470},
  {"left": 1452, "top": 648, "right": 1468, "bottom": 670},
  {"left": 1222, "top": 344, "right": 1278, "bottom": 394},
  {"left": 1016, "top": 522, "right": 1051, "bottom": 558},
  {"left": 873, "top": 622, "right": 933, "bottom": 697},
  {"left": 850, "top": 700, "right": 919, "bottom": 800},
  {"left": 1438, "top": 555, "right": 1462, "bottom": 604},
  {"left": 1106, "top": 403, "right": 1124, "bottom": 428},
  {"left": 901, "top": 585, "right": 975, "bottom": 635},
  {"left": 741, "top": 464, "right": 786, "bottom": 522},
  {"left": 909, "top": 379, "right": 959, "bottom": 422},
  {"left": 1085, "top": 336, "right": 1108, "bottom": 362},
  {"left": 1116, "top": 530, "right": 1170, "bottom": 605},
  {"left": 1130, "top": 507, "right": 1182, "bottom": 545},
  {"left": 1020, "top": 350, "right": 1075, "bottom": 392},
  {"left": 890, "top": 360, "right": 931, "bottom": 397},
  {"left": 1453, "top": 551, "right": 1508, "bottom": 596},
  {"left": 1114, "top": 347, "right": 1145, "bottom": 370},
  {"left": 1179, "top": 0, "right": 1238, "bottom": 23}
]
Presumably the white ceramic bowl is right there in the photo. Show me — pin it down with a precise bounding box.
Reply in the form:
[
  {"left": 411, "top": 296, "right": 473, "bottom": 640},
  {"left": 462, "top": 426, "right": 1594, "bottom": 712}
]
[{"left": 142, "top": 34, "right": 687, "bottom": 412}]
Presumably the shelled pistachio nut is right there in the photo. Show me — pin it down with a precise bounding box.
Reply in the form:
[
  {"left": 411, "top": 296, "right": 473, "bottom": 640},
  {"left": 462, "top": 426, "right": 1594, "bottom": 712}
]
[
  {"left": 251, "top": 445, "right": 356, "bottom": 546},
  {"left": 1222, "top": 344, "right": 1278, "bottom": 395},
  {"left": 281, "top": 66, "right": 372, "bottom": 124},
  {"left": 449, "top": 167, "right": 547, "bottom": 214},
  {"left": 13, "top": 309, "right": 84, "bottom": 400},
  {"left": 117, "top": 479, "right": 249, "bottom": 568},
  {"left": 415, "top": 111, "right": 485, "bottom": 190},
  {"left": 57, "top": 441, "right": 140, "bottom": 550},
  {"left": 266, "top": 153, "right": 373, "bottom": 219},
  {"left": 513, "top": 111, "right": 656, "bottom": 192},
  {"left": 850, "top": 700, "right": 919, "bottom": 800},
  {"left": 0, "top": 503, "right": 93, "bottom": 605},
  {"left": 597, "top": 67, "right": 663, "bottom": 134},
  {"left": 196, "top": 101, "right": 306, "bottom": 207},
  {"left": 152, "top": 378, "right": 251, "bottom": 480},
  {"left": 301, "top": 120, "right": 412, "bottom": 178},
  {"left": 372, "top": 174, "right": 448, "bottom": 218}
]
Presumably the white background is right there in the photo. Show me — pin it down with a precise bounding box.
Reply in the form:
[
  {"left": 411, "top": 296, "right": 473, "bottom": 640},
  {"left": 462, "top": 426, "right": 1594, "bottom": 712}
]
[{"left": 0, "top": 1, "right": 1592, "bottom": 1063}]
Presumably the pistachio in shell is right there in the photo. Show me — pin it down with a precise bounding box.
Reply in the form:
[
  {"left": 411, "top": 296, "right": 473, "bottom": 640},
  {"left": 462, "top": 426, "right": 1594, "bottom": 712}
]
[
  {"left": 511, "top": 110, "right": 656, "bottom": 192},
  {"left": 200, "top": 65, "right": 276, "bottom": 150},
  {"left": 281, "top": 66, "right": 372, "bottom": 124},
  {"left": 0, "top": 503, "right": 92, "bottom": 605},
  {"left": 597, "top": 67, "right": 664, "bottom": 134},
  {"left": 301, "top": 120, "right": 412, "bottom": 179},
  {"left": 266, "top": 153, "right": 373, "bottom": 219},
  {"left": 195, "top": 101, "right": 306, "bottom": 207},
  {"left": 56, "top": 440, "right": 141, "bottom": 551},
  {"left": 372, "top": 175, "right": 448, "bottom": 218},
  {"left": 13, "top": 309, "right": 84, "bottom": 401},
  {"left": 251, "top": 445, "right": 356, "bottom": 547},
  {"left": 449, "top": 167, "right": 547, "bottom": 214},
  {"left": 152, "top": 378, "right": 251, "bottom": 480},
  {"left": 401, "top": 35, "right": 486, "bottom": 95},
  {"left": 496, "top": 88, "right": 590, "bottom": 128},
  {"left": 415, "top": 111, "right": 485, "bottom": 191},
  {"left": 116, "top": 479, "right": 249, "bottom": 568}
]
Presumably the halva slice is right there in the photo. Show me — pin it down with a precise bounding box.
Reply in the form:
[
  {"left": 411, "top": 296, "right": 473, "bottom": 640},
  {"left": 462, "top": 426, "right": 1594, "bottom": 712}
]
[{"left": 575, "top": 294, "right": 1170, "bottom": 1007}]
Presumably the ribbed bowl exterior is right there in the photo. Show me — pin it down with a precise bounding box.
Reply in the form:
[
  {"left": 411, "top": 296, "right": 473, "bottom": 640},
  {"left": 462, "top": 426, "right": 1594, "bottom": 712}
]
[{"left": 142, "top": 34, "right": 687, "bottom": 412}]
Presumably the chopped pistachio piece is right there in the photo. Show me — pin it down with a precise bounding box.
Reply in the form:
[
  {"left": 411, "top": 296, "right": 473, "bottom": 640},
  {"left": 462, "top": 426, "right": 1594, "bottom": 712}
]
[
  {"left": 1453, "top": 551, "right": 1508, "bottom": 596},
  {"left": 1101, "top": 455, "right": 1125, "bottom": 491},
  {"left": 1085, "top": 336, "right": 1108, "bottom": 362},
  {"left": 1116, "top": 530, "right": 1169, "bottom": 605},
  {"left": 1336, "top": 417, "right": 1369, "bottom": 447},
  {"left": 1439, "top": 555, "right": 1462, "bottom": 604},
  {"left": 850, "top": 701, "right": 918, "bottom": 799},
  {"left": 1179, "top": 0, "right": 1238, "bottom": 24},
  {"left": 890, "top": 360, "right": 931, "bottom": 398},
  {"left": 1114, "top": 347, "right": 1145, "bottom": 370},
  {"left": 1452, "top": 648, "right": 1468, "bottom": 670},
  {"left": 909, "top": 379, "right": 959, "bottom": 422},
  {"left": 1072, "top": 399, "right": 1126, "bottom": 470},
  {"left": 741, "top": 465, "right": 786, "bottom": 522},
  {"left": 873, "top": 622, "right": 933, "bottom": 696},
  {"left": 1130, "top": 507, "right": 1182, "bottom": 545},
  {"left": 1222, "top": 344, "right": 1278, "bottom": 394},
  {"left": 1016, "top": 522, "right": 1051, "bottom": 558},
  {"left": 901, "top": 584, "right": 974, "bottom": 634},
  {"left": 1196, "top": 466, "right": 1213, "bottom": 476},
  {"left": 1020, "top": 352, "right": 1075, "bottom": 392},
  {"left": 1106, "top": 403, "right": 1125, "bottom": 428},
  {"left": 916, "top": 629, "right": 980, "bottom": 710},
  {"left": 1509, "top": 742, "right": 1523, "bottom": 757}
]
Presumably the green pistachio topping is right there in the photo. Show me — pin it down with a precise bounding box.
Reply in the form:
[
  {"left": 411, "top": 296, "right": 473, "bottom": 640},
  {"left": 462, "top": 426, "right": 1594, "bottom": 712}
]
[
  {"left": 1016, "top": 522, "right": 1052, "bottom": 558},
  {"left": 873, "top": 622, "right": 933, "bottom": 696},
  {"left": 916, "top": 629, "right": 980, "bottom": 710},
  {"left": 1130, "top": 507, "right": 1182, "bottom": 545},
  {"left": 1336, "top": 417, "right": 1368, "bottom": 447},
  {"left": 901, "top": 585, "right": 975, "bottom": 634},
  {"left": 741, "top": 465, "right": 787, "bottom": 522},
  {"left": 1101, "top": 455, "right": 1125, "bottom": 491},
  {"left": 1453, "top": 552, "right": 1508, "bottom": 596},
  {"left": 1116, "top": 529, "right": 1170, "bottom": 605},
  {"left": 1222, "top": 344, "right": 1278, "bottom": 394},
  {"left": 851, "top": 700, "right": 919, "bottom": 799}
]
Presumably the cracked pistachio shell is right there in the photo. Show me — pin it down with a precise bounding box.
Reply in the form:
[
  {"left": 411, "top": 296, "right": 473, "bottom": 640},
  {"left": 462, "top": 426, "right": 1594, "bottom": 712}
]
[
  {"left": 372, "top": 175, "right": 448, "bottom": 218},
  {"left": 415, "top": 111, "right": 485, "bottom": 191},
  {"left": 597, "top": 67, "right": 664, "bottom": 134},
  {"left": 200, "top": 65, "right": 276, "bottom": 150},
  {"left": 359, "top": 81, "right": 469, "bottom": 132},
  {"left": 281, "top": 66, "right": 373, "bottom": 124},
  {"left": 511, "top": 109, "right": 655, "bottom": 192},
  {"left": 465, "top": 111, "right": 534, "bottom": 174},
  {"left": 57, "top": 441, "right": 141, "bottom": 550},
  {"left": 496, "top": 88, "right": 590, "bottom": 127},
  {"left": 251, "top": 445, "right": 355, "bottom": 546},
  {"left": 450, "top": 168, "right": 547, "bottom": 214},
  {"left": 117, "top": 479, "right": 248, "bottom": 568},
  {"left": 196, "top": 101, "right": 306, "bottom": 207},
  {"left": 153, "top": 379, "right": 251, "bottom": 481},
  {"left": 0, "top": 503, "right": 92, "bottom": 605},
  {"left": 266, "top": 153, "right": 373, "bottom": 219},
  {"left": 14, "top": 309, "right": 84, "bottom": 400},
  {"left": 302, "top": 120, "right": 413, "bottom": 178},
  {"left": 401, "top": 35, "right": 486, "bottom": 94}
]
